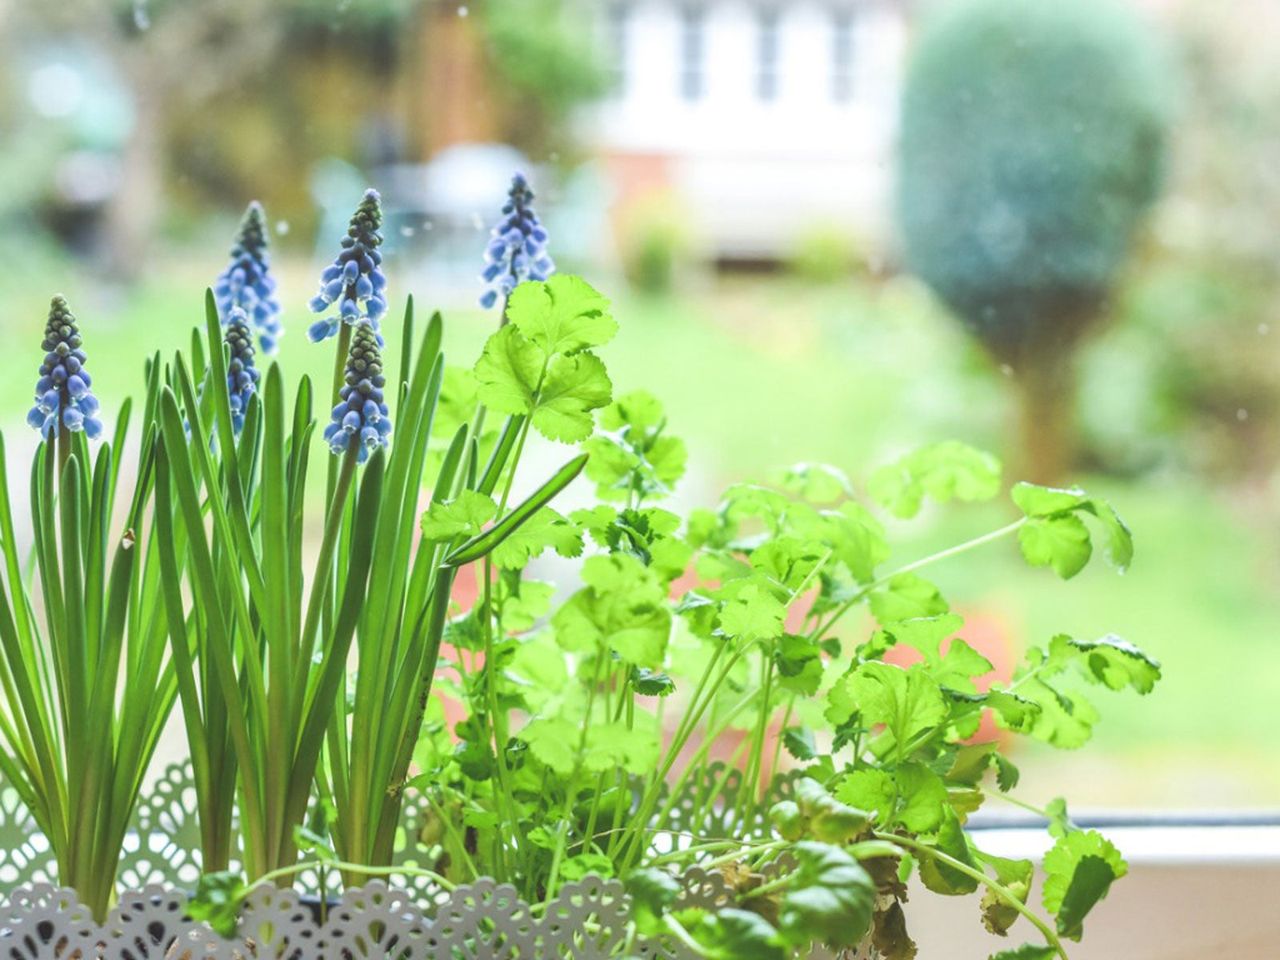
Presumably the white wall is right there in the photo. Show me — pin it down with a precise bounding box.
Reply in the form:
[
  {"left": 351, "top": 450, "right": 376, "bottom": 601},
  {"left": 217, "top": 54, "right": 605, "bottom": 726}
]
[{"left": 584, "top": 0, "right": 908, "bottom": 257}]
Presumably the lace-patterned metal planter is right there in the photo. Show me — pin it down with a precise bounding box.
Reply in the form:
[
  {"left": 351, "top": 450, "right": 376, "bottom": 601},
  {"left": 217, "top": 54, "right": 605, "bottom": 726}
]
[{"left": 0, "top": 763, "right": 876, "bottom": 958}]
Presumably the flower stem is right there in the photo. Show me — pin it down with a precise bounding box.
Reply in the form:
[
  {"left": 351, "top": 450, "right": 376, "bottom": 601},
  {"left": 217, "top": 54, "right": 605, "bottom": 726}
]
[
  {"left": 808, "top": 519, "right": 1026, "bottom": 641},
  {"left": 873, "top": 830, "right": 1069, "bottom": 960}
]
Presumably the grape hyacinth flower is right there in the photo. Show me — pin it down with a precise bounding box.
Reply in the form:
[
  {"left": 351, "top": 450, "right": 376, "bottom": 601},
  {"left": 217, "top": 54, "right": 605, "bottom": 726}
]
[
  {"left": 224, "top": 308, "right": 260, "bottom": 435},
  {"left": 324, "top": 323, "right": 391, "bottom": 463},
  {"left": 27, "top": 296, "right": 103, "bottom": 441},
  {"left": 214, "top": 201, "right": 283, "bottom": 354},
  {"left": 479, "top": 172, "right": 554, "bottom": 310},
  {"left": 308, "top": 190, "right": 387, "bottom": 343}
]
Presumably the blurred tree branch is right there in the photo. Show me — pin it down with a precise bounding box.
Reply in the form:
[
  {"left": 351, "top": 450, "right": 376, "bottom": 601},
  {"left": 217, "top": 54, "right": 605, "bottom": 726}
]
[{"left": 15, "top": 0, "right": 287, "bottom": 275}]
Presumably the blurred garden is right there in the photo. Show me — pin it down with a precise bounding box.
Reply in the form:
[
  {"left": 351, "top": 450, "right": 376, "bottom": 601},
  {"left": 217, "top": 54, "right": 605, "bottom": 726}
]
[{"left": 1, "top": 0, "right": 1279, "bottom": 811}]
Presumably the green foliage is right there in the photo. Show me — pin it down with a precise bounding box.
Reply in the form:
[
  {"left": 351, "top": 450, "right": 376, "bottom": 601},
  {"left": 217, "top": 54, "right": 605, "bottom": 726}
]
[
  {"left": 618, "top": 191, "right": 696, "bottom": 295},
  {"left": 1042, "top": 830, "right": 1127, "bottom": 940},
  {"left": 481, "top": 0, "right": 609, "bottom": 155},
  {"left": 897, "top": 0, "right": 1173, "bottom": 356},
  {"left": 0, "top": 351, "right": 173, "bottom": 920},
  {"left": 787, "top": 224, "right": 863, "bottom": 284},
  {"left": 0, "top": 268, "right": 1157, "bottom": 958}
]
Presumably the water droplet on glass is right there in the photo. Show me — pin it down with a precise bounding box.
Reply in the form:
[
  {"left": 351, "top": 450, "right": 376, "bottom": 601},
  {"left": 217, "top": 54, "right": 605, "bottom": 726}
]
[
  {"left": 1237, "top": 408, "right": 1249, "bottom": 422},
  {"left": 132, "top": 0, "right": 151, "bottom": 30},
  {"left": 999, "top": 364, "right": 1014, "bottom": 378},
  {"left": 275, "top": 220, "right": 290, "bottom": 236},
  {"left": 458, "top": 4, "right": 469, "bottom": 16},
  {"left": 400, "top": 225, "right": 416, "bottom": 237},
  {"left": 1259, "top": 323, "right": 1270, "bottom": 336}
]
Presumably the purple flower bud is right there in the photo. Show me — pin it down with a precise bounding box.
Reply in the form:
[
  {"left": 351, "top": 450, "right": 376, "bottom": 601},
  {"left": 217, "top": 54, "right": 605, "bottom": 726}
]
[
  {"left": 309, "top": 190, "right": 388, "bottom": 338},
  {"left": 309, "top": 318, "right": 338, "bottom": 342},
  {"left": 223, "top": 312, "right": 260, "bottom": 435},
  {"left": 478, "top": 172, "right": 555, "bottom": 310},
  {"left": 214, "top": 202, "right": 283, "bottom": 355},
  {"left": 29, "top": 297, "right": 106, "bottom": 442},
  {"left": 327, "top": 323, "right": 391, "bottom": 463}
]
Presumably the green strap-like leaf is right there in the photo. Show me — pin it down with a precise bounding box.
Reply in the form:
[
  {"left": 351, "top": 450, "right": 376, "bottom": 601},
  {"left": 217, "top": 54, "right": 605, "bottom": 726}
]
[{"left": 445, "top": 453, "right": 589, "bottom": 567}]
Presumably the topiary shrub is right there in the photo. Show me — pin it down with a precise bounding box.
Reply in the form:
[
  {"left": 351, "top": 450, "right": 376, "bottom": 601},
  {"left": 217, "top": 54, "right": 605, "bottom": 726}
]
[{"left": 897, "top": 0, "right": 1173, "bottom": 481}]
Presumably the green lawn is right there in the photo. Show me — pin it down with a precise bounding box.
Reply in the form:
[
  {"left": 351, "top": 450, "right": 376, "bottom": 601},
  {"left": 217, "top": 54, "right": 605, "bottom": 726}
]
[{"left": 6, "top": 255, "right": 1277, "bottom": 806}]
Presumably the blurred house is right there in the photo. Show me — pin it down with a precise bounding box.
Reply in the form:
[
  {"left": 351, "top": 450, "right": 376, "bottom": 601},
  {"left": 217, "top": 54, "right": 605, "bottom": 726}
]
[{"left": 584, "top": 0, "right": 908, "bottom": 263}]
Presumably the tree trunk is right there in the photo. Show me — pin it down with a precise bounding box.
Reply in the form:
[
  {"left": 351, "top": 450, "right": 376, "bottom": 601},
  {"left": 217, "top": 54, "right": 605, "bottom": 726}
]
[
  {"left": 1009, "top": 346, "right": 1078, "bottom": 486},
  {"left": 100, "top": 81, "right": 163, "bottom": 280}
]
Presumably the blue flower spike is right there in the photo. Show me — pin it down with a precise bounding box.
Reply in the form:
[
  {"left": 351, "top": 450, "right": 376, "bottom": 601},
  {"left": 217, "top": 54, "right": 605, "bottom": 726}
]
[
  {"left": 308, "top": 189, "right": 387, "bottom": 344},
  {"left": 223, "top": 308, "right": 260, "bottom": 436},
  {"left": 479, "top": 172, "right": 554, "bottom": 311},
  {"left": 324, "top": 322, "right": 391, "bottom": 463},
  {"left": 214, "top": 201, "right": 282, "bottom": 354},
  {"left": 27, "top": 296, "right": 104, "bottom": 442}
]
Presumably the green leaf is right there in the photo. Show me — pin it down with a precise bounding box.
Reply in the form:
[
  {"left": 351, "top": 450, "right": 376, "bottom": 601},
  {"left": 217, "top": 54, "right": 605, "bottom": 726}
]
[
  {"left": 989, "top": 945, "right": 1057, "bottom": 960},
  {"left": 688, "top": 909, "right": 786, "bottom": 960},
  {"left": 788, "top": 777, "right": 871, "bottom": 843},
  {"left": 492, "top": 507, "right": 584, "bottom": 569},
  {"left": 773, "top": 634, "right": 824, "bottom": 696},
  {"left": 869, "top": 574, "right": 950, "bottom": 623},
  {"left": 1013, "top": 676, "right": 1100, "bottom": 749},
  {"left": 985, "top": 687, "right": 1041, "bottom": 732},
  {"left": 1011, "top": 482, "right": 1088, "bottom": 517},
  {"left": 580, "top": 436, "right": 638, "bottom": 495},
  {"left": 533, "top": 352, "right": 613, "bottom": 442},
  {"left": 782, "top": 726, "right": 818, "bottom": 761},
  {"left": 186, "top": 872, "right": 249, "bottom": 938},
  {"left": 946, "top": 742, "right": 998, "bottom": 786},
  {"left": 522, "top": 716, "right": 578, "bottom": 774},
  {"left": 1042, "top": 830, "right": 1127, "bottom": 940},
  {"left": 834, "top": 764, "right": 946, "bottom": 833},
  {"left": 293, "top": 825, "right": 337, "bottom": 863},
  {"left": 779, "top": 841, "right": 876, "bottom": 949},
  {"left": 835, "top": 769, "right": 896, "bottom": 827},
  {"left": 1081, "top": 498, "right": 1134, "bottom": 572},
  {"left": 552, "top": 553, "right": 671, "bottom": 667},
  {"left": 601, "top": 389, "right": 665, "bottom": 432},
  {"left": 917, "top": 808, "right": 980, "bottom": 896},
  {"left": 632, "top": 668, "right": 677, "bottom": 697},
  {"left": 474, "top": 324, "right": 543, "bottom": 416},
  {"left": 829, "top": 662, "right": 947, "bottom": 754},
  {"left": 499, "top": 580, "right": 556, "bottom": 633},
  {"left": 879, "top": 615, "right": 999, "bottom": 693},
  {"left": 1012, "top": 484, "right": 1134, "bottom": 574},
  {"left": 870, "top": 442, "right": 1002, "bottom": 519},
  {"left": 995, "top": 754, "right": 1021, "bottom": 792},
  {"left": 445, "top": 455, "right": 587, "bottom": 567},
  {"left": 508, "top": 635, "right": 569, "bottom": 711},
  {"left": 824, "top": 502, "right": 890, "bottom": 582},
  {"left": 1018, "top": 515, "right": 1092, "bottom": 579},
  {"left": 627, "top": 867, "right": 681, "bottom": 935},
  {"left": 420, "top": 491, "right": 497, "bottom": 541},
  {"left": 882, "top": 613, "right": 964, "bottom": 659},
  {"left": 560, "top": 852, "right": 615, "bottom": 881},
  {"left": 507, "top": 275, "right": 617, "bottom": 355},
  {"left": 781, "top": 462, "right": 853, "bottom": 503},
  {"left": 752, "top": 537, "right": 828, "bottom": 593},
  {"left": 894, "top": 762, "right": 949, "bottom": 833},
  {"left": 717, "top": 580, "right": 787, "bottom": 642},
  {"left": 582, "top": 720, "right": 662, "bottom": 774},
  {"left": 1048, "top": 634, "right": 1161, "bottom": 694}
]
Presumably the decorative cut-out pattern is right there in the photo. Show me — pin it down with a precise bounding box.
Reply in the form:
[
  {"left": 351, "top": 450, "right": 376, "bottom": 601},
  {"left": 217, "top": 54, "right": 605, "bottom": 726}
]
[{"left": 0, "top": 764, "right": 876, "bottom": 958}]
